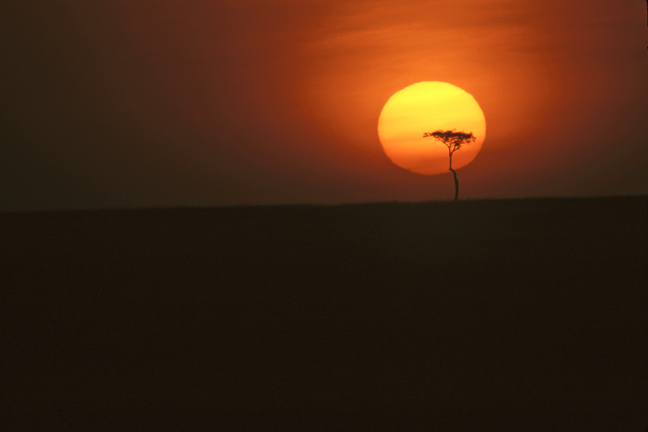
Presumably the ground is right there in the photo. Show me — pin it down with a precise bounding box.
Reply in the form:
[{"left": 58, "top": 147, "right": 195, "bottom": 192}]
[{"left": 1, "top": 196, "right": 646, "bottom": 431}]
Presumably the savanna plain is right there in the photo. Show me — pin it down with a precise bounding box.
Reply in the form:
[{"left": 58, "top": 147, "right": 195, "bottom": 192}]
[{"left": 1, "top": 196, "right": 647, "bottom": 431}]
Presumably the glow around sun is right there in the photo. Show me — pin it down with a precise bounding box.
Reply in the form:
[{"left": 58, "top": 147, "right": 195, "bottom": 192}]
[{"left": 378, "top": 82, "right": 486, "bottom": 175}]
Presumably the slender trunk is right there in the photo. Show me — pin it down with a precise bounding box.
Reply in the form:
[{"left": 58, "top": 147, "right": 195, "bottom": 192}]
[{"left": 449, "top": 152, "right": 458, "bottom": 201}]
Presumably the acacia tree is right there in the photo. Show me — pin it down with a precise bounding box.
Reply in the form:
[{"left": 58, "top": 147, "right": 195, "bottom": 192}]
[{"left": 423, "top": 130, "right": 476, "bottom": 201}]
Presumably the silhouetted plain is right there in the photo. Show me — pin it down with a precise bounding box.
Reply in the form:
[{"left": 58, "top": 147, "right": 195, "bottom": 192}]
[{"left": 1, "top": 196, "right": 646, "bottom": 431}]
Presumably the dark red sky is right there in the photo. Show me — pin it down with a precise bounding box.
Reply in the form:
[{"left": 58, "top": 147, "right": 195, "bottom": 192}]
[{"left": 1, "top": 0, "right": 646, "bottom": 211}]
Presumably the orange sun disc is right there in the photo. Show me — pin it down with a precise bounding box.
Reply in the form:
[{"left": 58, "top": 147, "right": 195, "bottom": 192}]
[{"left": 378, "top": 81, "right": 486, "bottom": 175}]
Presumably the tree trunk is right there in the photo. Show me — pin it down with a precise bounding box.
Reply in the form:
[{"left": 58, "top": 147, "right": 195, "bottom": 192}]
[
  {"left": 449, "top": 152, "right": 459, "bottom": 201},
  {"left": 449, "top": 167, "right": 459, "bottom": 201}
]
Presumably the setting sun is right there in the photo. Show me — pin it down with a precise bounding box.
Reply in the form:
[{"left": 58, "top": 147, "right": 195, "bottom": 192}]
[{"left": 378, "top": 82, "right": 486, "bottom": 175}]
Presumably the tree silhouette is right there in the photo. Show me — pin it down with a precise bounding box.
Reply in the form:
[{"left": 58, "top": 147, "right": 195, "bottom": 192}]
[{"left": 423, "top": 130, "right": 476, "bottom": 201}]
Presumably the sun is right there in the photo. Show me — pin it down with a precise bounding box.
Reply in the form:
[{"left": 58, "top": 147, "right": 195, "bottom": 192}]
[{"left": 378, "top": 82, "right": 486, "bottom": 175}]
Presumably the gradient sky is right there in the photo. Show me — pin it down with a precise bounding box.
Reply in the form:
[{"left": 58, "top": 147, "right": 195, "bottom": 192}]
[{"left": 1, "top": 0, "right": 646, "bottom": 211}]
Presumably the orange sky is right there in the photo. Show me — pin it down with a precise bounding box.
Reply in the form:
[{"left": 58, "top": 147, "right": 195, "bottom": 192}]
[{"left": 1, "top": 0, "right": 646, "bottom": 210}]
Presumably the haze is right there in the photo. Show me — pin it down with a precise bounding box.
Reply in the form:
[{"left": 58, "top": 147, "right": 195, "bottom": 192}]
[{"left": 1, "top": 0, "right": 646, "bottom": 211}]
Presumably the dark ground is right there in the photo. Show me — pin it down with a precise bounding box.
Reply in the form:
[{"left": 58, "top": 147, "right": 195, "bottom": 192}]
[{"left": 1, "top": 196, "right": 647, "bottom": 431}]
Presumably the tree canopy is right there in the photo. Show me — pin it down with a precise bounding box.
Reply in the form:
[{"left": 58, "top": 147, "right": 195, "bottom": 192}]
[{"left": 423, "top": 130, "right": 475, "bottom": 155}]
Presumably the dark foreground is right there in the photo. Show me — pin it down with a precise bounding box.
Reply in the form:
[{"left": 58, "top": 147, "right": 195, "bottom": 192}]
[{"left": 1, "top": 196, "right": 647, "bottom": 431}]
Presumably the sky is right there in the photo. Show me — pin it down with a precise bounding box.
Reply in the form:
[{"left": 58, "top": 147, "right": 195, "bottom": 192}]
[{"left": 1, "top": 0, "right": 646, "bottom": 211}]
